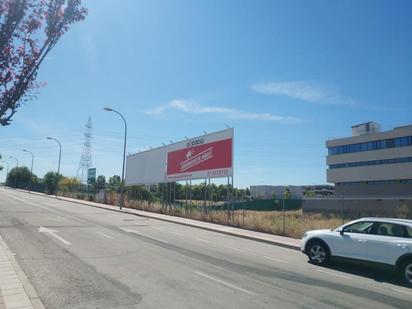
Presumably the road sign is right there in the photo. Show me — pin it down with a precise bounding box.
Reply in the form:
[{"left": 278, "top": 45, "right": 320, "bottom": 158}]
[{"left": 87, "top": 168, "right": 96, "bottom": 184}]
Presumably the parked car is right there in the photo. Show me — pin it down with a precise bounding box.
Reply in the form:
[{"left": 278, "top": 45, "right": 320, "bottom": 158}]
[{"left": 301, "top": 218, "right": 412, "bottom": 286}]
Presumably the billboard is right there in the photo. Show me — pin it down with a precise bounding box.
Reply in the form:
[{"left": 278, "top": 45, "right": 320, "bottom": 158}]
[
  {"left": 125, "top": 128, "right": 233, "bottom": 185},
  {"left": 125, "top": 146, "right": 167, "bottom": 185},
  {"left": 166, "top": 128, "right": 233, "bottom": 181}
]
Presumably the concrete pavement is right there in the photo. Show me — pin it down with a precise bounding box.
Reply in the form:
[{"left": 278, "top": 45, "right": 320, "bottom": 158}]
[{"left": 1, "top": 187, "right": 412, "bottom": 308}]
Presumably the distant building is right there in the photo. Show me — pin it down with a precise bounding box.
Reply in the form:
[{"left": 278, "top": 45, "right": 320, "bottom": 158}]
[
  {"left": 301, "top": 185, "right": 335, "bottom": 197},
  {"left": 250, "top": 185, "right": 303, "bottom": 199},
  {"left": 326, "top": 122, "right": 412, "bottom": 196}
]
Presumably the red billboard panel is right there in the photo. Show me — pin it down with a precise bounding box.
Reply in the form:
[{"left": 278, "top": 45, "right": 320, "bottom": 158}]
[{"left": 166, "top": 129, "right": 233, "bottom": 181}]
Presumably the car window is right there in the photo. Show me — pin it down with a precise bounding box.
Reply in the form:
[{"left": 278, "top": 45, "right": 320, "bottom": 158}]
[
  {"left": 374, "top": 223, "right": 406, "bottom": 237},
  {"left": 343, "top": 221, "right": 374, "bottom": 234},
  {"left": 405, "top": 227, "right": 412, "bottom": 238}
]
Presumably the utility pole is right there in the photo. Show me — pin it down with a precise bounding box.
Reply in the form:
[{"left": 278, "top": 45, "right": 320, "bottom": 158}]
[
  {"left": 9, "top": 156, "right": 18, "bottom": 188},
  {"left": 76, "top": 117, "right": 93, "bottom": 185},
  {"left": 22, "top": 149, "right": 34, "bottom": 192},
  {"left": 46, "top": 137, "right": 62, "bottom": 197},
  {"left": 104, "top": 107, "right": 127, "bottom": 209}
]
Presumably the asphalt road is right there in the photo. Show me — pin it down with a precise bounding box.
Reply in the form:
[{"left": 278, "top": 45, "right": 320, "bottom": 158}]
[{"left": 0, "top": 188, "right": 411, "bottom": 309}]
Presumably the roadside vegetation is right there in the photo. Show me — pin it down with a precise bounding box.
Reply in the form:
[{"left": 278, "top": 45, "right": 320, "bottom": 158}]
[{"left": 4, "top": 168, "right": 411, "bottom": 239}]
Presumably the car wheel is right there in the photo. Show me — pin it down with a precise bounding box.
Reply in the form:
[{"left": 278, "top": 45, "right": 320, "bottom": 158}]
[
  {"left": 307, "top": 241, "right": 329, "bottom": 265},
  {"left": 400, "top": 260, "right": 412, "bottom": 287}
]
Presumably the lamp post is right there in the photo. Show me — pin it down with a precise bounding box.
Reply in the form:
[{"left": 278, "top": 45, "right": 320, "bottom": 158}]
[
  {"left": 9, "top": 156, "right": 18, "bottom": 188},
  {"left": 46, "top": 137, "right": 62, "bottom": 197},
  {"left": 104, "top": 107, "right": 127, "bottom": 209},
  {"left": 22, "top": 149, "right": 34, "bottom": 192},
  {"left": 1, "top": 161, "right": 9, "bottom": 186}
]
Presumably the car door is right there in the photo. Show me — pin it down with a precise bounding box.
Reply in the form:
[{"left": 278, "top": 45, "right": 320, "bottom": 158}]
[
  {"left": 366, "top": 222, "right": 411, "bottom": 265},
  {"left": 331, "top": 221, "right": 374, "bottom": 260}
]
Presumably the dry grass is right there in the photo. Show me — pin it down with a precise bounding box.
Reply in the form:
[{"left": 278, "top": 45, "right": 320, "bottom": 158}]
[
  {"left": 125, "top": 200, "right": 348, "bottom": 238},
  {"left": 61, "top": 192, "right": 348, "bottom": 239}
]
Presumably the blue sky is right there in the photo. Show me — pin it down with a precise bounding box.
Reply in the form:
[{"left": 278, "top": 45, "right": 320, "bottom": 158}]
[{"left": 1, "top": 0, "right": 411, "bottom": 187}]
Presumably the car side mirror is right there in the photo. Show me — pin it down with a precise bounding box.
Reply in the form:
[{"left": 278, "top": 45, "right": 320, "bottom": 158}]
[{"left": 339, "top": 229, "right": 344, "bottom": 235}]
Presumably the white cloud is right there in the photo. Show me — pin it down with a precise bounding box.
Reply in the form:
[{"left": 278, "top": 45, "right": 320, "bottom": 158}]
[
  {"left": 251, "top": 80, "right": 357, "bottom": 105},
  {"left": 146, "top": 99, "right": 303, "bottom": 124}
]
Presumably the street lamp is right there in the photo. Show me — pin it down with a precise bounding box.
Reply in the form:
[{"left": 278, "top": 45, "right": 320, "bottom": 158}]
[
  {"left": 9, "top": 156, "right": 18, "bottom": 188},
  {"left": 104, "top": 107, "right": 127, "bottom": 209},
  {"left": 0, "top": 161, "right": 9, "bottom": 186},
  {"left": 22, "top": 149, "right": 34, "bottom": 192},
  {"left": 46, "top": 137, "right": 62, "bottom": 197}
]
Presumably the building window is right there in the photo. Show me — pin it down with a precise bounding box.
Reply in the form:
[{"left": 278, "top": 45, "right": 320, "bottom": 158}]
[
  {"left": 328, "top": 135, "right": 412, "bottom": 155},
  {"left": 329, "top": 157, "right": 412, "bottom": 169}
]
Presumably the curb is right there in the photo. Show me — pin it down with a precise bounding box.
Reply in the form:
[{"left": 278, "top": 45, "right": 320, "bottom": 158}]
[{"left": 7, "top": 187, "right": 301, "bottom": 251}]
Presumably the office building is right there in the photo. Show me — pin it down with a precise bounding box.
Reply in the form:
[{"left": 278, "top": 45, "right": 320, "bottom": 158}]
[{"left": 326, "top": 122, "right": 412, "bottom": 196}]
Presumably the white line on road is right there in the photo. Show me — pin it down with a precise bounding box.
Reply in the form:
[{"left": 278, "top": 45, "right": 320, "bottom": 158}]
[
  {"left": 316, "top": 269, "right": 351, "bottom": 279},
  {"left": 151, "top": 226, "right": 163, "bottom": 230},
  {"left": 195, "top": 237, "right": 210, "bottom": 243},
  {"left": 195, "top": 271, "right": 257, "bottom": 296},
  {"left": 96, "top": 231, "right": 114, "bottom": 240},
  {"left": 119, "top": 227, "right": 170, "bottom": 244},
  {"left": 263, "top": 256, "right": 288, "bottom": 264},
  {"left": 39, "top": 226, "right": 71, "bottom": 246},
  {"left": 169, "top": 231, "right": 185, "bottom": 236},
  {"left": 225, "top": 246, "right": 247, "bottom": 253}
]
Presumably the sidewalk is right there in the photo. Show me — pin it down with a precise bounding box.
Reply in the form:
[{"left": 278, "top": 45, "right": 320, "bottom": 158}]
[
  {"left": 0, "top": 235, "right": 44, "bottom": 309},
  {"left": 13, "top": 188, "right": 301, "bottom": 251}
]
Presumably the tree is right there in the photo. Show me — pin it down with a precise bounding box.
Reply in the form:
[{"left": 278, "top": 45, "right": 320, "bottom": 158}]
[
  {"left": 283, "top": 188, "right": 292, "bottom": 199},
  {"left": 107, "top": 175, "right": 121, "bottom": 192},
  {"left": 6, "top": 166, "right": 36, "bottom": 188},
  {"left": 0, "top": 0, "right": 87, "bottom": 125},
  {"left": 43, "top": 171, "right": 61, "bottom": 194},
  {"left": 96, "top": 175, "right": 106, "bottom": 190},
  {"left": 58, "top": 176, "right": 80, "bottom": 193}
]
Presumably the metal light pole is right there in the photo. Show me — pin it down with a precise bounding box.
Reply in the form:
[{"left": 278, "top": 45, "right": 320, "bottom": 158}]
[
  {"left": 104, "top": 107, "right": 127, "bottom": 209},
  {"left": 1, "top": 161, "right": 9, "bottom": 186},
  {"left": 9, "top": 156, "right": 18, "bottom": 188},
  {"left": 22, "top": 149, "right": 34, "bottom": 192},
  {"left": 46, "top": 137, "right": 62, "bottom": 197}
]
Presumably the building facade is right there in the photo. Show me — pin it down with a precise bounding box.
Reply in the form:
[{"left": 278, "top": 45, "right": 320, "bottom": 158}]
[
  {"left": 326, "top": 122, "right": 412, "bottom": 196},
  {"left": 250, "top": 185, "right": 303, "bottom": 199}
]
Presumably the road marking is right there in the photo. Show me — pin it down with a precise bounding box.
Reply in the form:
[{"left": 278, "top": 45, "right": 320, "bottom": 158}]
[
  {"left": 316, "top": 269, "right": 351, "bottom": 279},
  {"left": 39, "top": 226, "right": 71, "bottom": 246},
  {"left": 170, "top": 231, "right": 185, "bottom": 236},
  {"left": 195, "top": 271, "right": 257, "bottom": 296},
  {"left": 151, "top": 226, "right": 163, "bottom": 230},
  {"left": 195, "top": 237, "right": 210, "bottom": 243},
  {"left": 225, "top": 246, "right": 246, "bottom": 253},
  {"left": 390, "top": 288, "right": 412, "bottom": 296},
  {"left": 119, "top": 227, "right": 170, "bottom": 244},
  {"left": 96, "top": 231, "right": 114, "bottom": 240},
  {"left": 263, "top": 256, "right": 288, "bottom": 264}
]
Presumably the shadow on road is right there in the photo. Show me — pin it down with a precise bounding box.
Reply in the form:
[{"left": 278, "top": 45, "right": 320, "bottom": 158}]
[{"left": 313, "top": 260, "right": 410, "bottom": 288}]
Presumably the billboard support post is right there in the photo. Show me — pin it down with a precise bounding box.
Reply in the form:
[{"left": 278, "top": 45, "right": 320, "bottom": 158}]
[
  {"left": 226, "top": 177, "right": 230, "bottom": 221},
  {"left": 189, "top": 179, "right": 192, "bottom": 217},
  {"left": 232, "top": 176, "right": 234, "bottom": 220},
  {"left": 203, "top": 179, "right": 207, "bottom": 214},
  {"left": 185, "top": 180, "right": 188, "bottom": 217}
]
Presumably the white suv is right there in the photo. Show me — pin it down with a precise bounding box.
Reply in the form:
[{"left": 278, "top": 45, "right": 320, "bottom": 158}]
[{"left": 301, "top": 218, "right": 412, "bottom": 286}]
